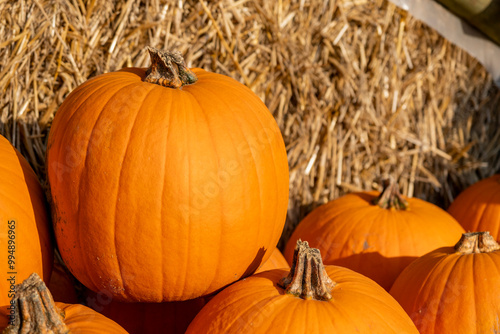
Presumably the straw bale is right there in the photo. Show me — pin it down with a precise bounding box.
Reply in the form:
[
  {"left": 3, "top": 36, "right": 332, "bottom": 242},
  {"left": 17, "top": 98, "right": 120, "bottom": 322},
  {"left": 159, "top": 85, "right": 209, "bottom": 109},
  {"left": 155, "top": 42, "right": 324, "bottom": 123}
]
[{"left": 1, "top": 0, "right": 499, "bottom": 247}]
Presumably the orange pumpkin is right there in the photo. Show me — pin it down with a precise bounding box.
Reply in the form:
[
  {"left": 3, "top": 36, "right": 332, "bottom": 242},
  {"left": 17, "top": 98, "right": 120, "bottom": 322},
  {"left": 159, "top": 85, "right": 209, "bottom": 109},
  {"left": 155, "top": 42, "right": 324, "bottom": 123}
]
[
  {"left": 390, "top": 232, "right": 500, "bottom": 333},
  {"left": 448, "top": 174, "right": 500, "bottom": 240},
  {"left": 84, "top": 289, "right": 206, "bottom": 334},
  {"left": 46, "top": 47, "right": 289, "bottom": 302},
  {"left": 186, "top": 240, "right": 419, "bottom": 333},
  {"left": 255, "top": 247, "right": 289, "bottom": 273},
  {"left": 0, "top": 135, "right": 53, "bottom": 308},
  {"left": 1, "top": 273, "right": 128, "bottom": 334},
  {"left": 284, "top": 178, "right": 465, "bottom": 290}
]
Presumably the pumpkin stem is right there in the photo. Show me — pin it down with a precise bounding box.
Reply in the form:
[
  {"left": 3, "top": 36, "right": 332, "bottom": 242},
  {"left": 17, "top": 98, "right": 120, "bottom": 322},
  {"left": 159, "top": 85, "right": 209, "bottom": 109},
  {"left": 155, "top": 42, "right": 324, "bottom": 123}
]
[
  {"left": 144, "top": 47, "right": 198, "bottom": 88},
  {"left": 3, "top": 273, "right": 70, "bottom": 334},
  {"left": 278, "top": 240, "right": 336, "bottom": 301},
  {"left": 454, "top": 231, "right": 500, "bottom": 254},
  {"left": 372, "top": 177, "right": 409, "bottom": 210}
]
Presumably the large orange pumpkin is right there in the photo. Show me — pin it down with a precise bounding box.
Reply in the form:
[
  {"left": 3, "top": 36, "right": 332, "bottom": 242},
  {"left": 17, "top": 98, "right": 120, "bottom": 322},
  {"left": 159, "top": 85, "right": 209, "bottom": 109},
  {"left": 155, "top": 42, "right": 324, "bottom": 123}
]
[
  {"left": 186, "top": 240, "right": 419, "bottom": 333},
  {"left": 448, "top": 174, "right": 500, "bottom": 240},
  {"left": 284, "top": 178, "right": 465, "bottom": 290},
  {"left": 46, "top": 48, "right": 289, "bottom": 302},
  {"left": 1, "top": 273, "right": 128, "bottom": 334},
  {"left": 390, "top": 231, "right": 500, "bottom": 333},
  {"left": 0, "top": 134, "right": 53, "bottom": 308}
]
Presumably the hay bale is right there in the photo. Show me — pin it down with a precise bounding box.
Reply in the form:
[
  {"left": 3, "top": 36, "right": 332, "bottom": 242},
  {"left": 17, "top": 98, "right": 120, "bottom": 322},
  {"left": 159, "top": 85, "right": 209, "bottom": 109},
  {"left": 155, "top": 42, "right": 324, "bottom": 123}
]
[{"left": 1, "top": 0, "right": 499, "bottom": 246}]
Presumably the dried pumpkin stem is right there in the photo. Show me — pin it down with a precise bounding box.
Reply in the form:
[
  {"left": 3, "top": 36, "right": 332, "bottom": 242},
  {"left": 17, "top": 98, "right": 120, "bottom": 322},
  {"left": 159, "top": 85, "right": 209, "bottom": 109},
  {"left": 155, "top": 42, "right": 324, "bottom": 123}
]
[
  {"left": 278, "top": 240, "right": 335, "bottom": 301},
  {"left": 454, "top": 231, "right": 500, "bottom": 254},
  {"left": 372, "top": 177, "right": 409, "bottom": 210},
  {"left": 3, "top": 273, "right": 70, "bottom": 334},
  {"left": 144, "top": 47, "right": 197, "bottom": 88}
]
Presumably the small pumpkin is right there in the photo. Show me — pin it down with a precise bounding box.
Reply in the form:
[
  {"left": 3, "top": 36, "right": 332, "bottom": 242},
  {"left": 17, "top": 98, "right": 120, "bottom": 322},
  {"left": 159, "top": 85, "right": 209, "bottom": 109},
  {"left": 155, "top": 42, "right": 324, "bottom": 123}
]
[
  {"left": 1, "top": 273, "right": 128, "bottom": 334},
  {"left": 284, "top": 178, "right": 465, "bottom": 290},
  {"left": 254, "top": 247, "right": 289, "bottom": 273},
  {"left": 389, "top": 231, "right": 500, "bottom": 333},
  {"left": 0, "top": 135, "right": 53, "bottom": 308},
  {"left": 46, "top": 47, "right": 289, "bottom": 302},
  {"left": 84, "top": 289, "right": 206, "bottom": 334},
  {"left": 186, "top": 240, "right": 419, "bottom": 333},
  {"left": 448, "top": 174, "right": 500, "bottom": 240}
]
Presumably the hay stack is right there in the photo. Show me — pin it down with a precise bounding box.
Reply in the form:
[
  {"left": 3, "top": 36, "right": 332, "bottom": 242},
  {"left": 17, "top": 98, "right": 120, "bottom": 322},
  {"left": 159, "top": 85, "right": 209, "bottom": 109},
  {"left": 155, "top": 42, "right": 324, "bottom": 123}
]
[{"left": 1, "top": 0, "right": 499, "bottom": 245}]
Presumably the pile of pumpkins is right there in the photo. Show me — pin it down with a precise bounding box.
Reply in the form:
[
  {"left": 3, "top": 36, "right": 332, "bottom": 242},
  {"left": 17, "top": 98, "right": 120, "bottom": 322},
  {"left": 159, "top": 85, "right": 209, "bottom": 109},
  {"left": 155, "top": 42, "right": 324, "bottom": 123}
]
[{"left": 1, "top": 47, "right": 499, "bottom": 334}]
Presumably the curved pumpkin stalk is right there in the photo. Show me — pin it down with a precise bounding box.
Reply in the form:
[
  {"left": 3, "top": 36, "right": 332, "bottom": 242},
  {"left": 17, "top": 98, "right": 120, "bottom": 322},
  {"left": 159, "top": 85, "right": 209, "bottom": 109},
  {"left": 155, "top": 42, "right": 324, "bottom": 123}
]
[
  {"left": 454, "top": 231, "right": 500, "bottom": 254},
  {"left": 279, "top": 240, "right": 335, "bottom": 301},
  {"left": 3, "top": 273, "right": 70, "bottom": 334},
  {"left": 372, "top": 177, "right": 409, "bottom": 210},
  {"left": 144, "top": 47, "right": 197, "bottom": 88}
]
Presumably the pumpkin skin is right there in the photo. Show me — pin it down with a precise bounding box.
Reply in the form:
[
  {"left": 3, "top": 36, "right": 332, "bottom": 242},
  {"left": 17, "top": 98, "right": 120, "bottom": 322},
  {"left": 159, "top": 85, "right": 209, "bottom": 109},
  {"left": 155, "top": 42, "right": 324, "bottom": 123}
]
[
  {"left": 255, "top": 247, "right": 289, "bottom": 273},
  {"left": 187, "top": 241, "right": 418, "bottom": 334},
  {"left": 84, "top": 289, "right": 206, "bottom": 334},
  {"left": 389, "top": 232, "right": 500, "bottom": 333},
  {"left": 448, "top": 174, "right": 500, "bottom": 240},
  {"left": 0, "top": 134, "right": 53, "bottom": 307},
  {"left": 46, "top": 52, "right": 289, "bottom": 302},
  {"left": 284, "top": 190, "right": 465, "bottom": 290}
]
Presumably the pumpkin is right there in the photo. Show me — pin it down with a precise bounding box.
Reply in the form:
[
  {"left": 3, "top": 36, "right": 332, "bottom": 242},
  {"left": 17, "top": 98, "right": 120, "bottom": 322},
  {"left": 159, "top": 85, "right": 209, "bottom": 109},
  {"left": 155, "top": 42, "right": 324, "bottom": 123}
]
[
  {"left": 84, "top": 289, "right": 206, "bottom": 334},
  {"left": 284, "top": 177, "right": 465, "bottom": 290},
  {"left": 1, "top": 273, "right": 128, "bottom": 334},
  {"left": 389, "top": 231, "right": 500, "bottom": 333},
  {"left": 186, "top": 240, "right": 419, "bottom": 333},
  {"left": 448, "top": 174, "right": 500, "bottom": 240},
  {"left": 46, "top": 47, "right": 289, "bottom": 302},
  {"left": 255, "top": 247, "right": 289, "bottom": 273},
  {"left": 0, "top": 135, "right": 53, "bottom": 309}
]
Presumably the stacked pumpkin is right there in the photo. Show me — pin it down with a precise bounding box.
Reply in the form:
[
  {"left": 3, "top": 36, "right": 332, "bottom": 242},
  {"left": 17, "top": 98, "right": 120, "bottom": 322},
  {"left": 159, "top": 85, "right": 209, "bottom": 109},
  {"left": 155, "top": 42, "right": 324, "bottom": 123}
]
[
  {"left": 390, "top": 231, "right": 500, "bottom": 333},
  {"left": 0, "top": 135, "right": 127, "bottom": 332},
  {"left": 2, "top": 45, "right": 499, "bottom": 333},
  {"left": 283, "top": 177, "right": 466, "bottom": 290},
  {"left": 0, "top": 134, "right": 53, "bottom": 301},
  {"left": 0, "top": 134, "right": 53, "bottom": 330},
  {"left": 448, "top": 174, "right": 500, "bottom": 240},
  {"left": 45, "top": 47, "right": 290, "bottom": 305}
]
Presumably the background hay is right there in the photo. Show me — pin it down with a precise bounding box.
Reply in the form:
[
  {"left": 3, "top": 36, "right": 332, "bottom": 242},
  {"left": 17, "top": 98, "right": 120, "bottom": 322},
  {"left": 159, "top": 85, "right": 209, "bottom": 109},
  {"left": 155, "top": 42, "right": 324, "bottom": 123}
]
[{"left": 1, "top": 0, "right": 499, "bottom": 246}]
